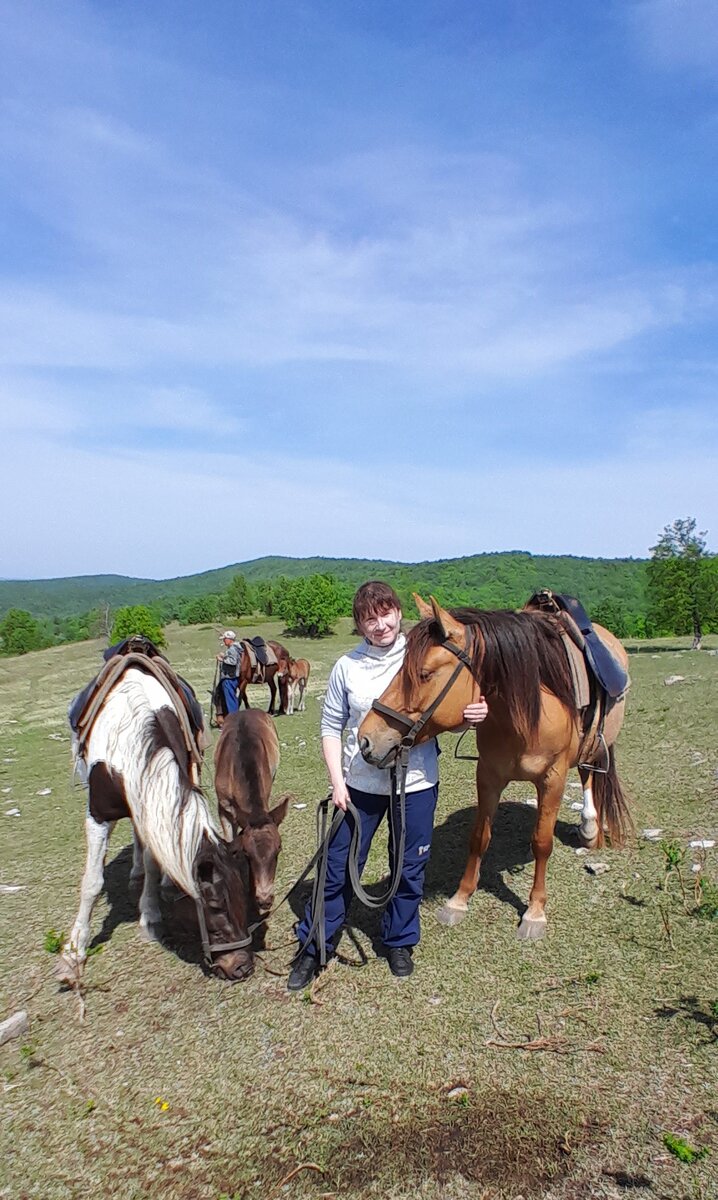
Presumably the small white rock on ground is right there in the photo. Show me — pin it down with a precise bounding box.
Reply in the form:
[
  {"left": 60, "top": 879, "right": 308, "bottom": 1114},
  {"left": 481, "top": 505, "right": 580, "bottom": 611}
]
[
  {"left": 585, "top": 862, "right": 610, "bottom": 876},
  {"left": 663, "top": 675, "right": 685, "bottom": 685},
  {"left": 642, "top": 828, "right": 663, "bottom": 841},
  {"left": 0, "top": 1011, "right": 28, "bottom": 1046}
]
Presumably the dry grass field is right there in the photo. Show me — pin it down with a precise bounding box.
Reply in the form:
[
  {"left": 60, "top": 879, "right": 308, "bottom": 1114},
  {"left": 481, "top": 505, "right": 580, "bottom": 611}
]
[{"left": 1, "top": 621, "right": 717, "bottom": 1200}]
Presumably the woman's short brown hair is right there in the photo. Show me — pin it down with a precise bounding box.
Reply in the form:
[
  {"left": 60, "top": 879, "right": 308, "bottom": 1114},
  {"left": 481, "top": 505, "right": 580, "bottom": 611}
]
[{"left": 353, "top": 581, "right": 402, "bottom": 628}]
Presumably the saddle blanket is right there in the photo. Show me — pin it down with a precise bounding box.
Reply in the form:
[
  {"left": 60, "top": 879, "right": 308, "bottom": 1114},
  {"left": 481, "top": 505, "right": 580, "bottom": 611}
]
[
  {"left": 68, "top": 637, "right": 205, "bottom": 740},
  {"left": 241, "top": 637, "right": 278, "bottom": 681},
  {"left": 555, "top": 595, "right": 629, "bottom": 699}
]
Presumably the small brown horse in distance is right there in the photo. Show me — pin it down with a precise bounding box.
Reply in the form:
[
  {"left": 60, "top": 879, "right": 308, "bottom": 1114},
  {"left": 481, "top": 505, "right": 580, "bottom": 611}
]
[
  {"left": 236, "top": 639, "right": 291, "bottom": 714},
  {"left": 214, "top": 709, "right": 292, "bottom": 922},
  {"left": 359, "top": 595, "right": 630, "bottom": 941},
  {"left": 282, "top": 657, "right": 311, "bottom": 714}
]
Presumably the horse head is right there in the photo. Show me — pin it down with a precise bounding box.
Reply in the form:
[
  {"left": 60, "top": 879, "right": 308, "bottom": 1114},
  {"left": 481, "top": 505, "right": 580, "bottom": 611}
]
[
  {"left": 359, "top": 594, "right": 478, "bottom": 768},
  {"left": 230, "top": 795, "right": 291, "bottom": 917},
  {"left": 194, "top": 836, "right": 254, "bottom": 981}
]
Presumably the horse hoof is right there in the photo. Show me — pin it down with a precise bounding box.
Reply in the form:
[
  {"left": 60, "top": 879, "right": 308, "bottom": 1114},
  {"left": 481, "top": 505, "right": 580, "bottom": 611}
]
[
  {"left": 579, "top": 821, "right": 599, "bottom": 849},
  {"left": 517, "top": 915, "right": 547, "bottom": 941},
  {"left": 436, "top": 903, "right": 467, "bottom": 927},
  {"left": 55, "top": 954, "right": 84, "bottom": 987},
  {"left": 139, "top": 920, "right": 162, "bottom": 943}
]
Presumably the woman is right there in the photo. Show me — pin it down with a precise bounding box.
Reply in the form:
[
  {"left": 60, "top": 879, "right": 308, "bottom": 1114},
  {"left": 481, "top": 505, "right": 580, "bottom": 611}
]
[{"left": 288, "top": 581, "right": 487, "bottom": 990}]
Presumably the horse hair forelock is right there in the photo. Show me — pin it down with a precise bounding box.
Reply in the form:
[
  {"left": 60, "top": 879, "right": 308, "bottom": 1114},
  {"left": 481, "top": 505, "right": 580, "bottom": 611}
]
[
  {"left": 404, "top": 608, "right": 578, "bottom": 741},
  {"left": 80, "top": 669, "right": 215, "bottom": 897}
]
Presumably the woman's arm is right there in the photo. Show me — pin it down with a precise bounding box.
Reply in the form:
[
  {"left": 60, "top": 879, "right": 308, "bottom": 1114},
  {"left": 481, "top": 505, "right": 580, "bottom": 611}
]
[
  {"left": 449, "top": 687, "right": 489, "bottom": 732},
  {"left": 320, "top": 660, "right": 351, "bottom": 811},
  {"left": 322, "top": 735, "right": 350, "bottom": 811}
]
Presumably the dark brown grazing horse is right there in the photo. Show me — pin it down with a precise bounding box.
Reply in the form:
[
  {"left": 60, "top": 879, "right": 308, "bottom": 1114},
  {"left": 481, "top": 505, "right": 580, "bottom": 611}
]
[
  {"left": 214, "top": 709, "right": 291, "bottom": 920},
  {"left": 358, "top": 595, "right": 630, "bottom": 941},
  {"left": 236, "top": 639, "right": 291, "bottom": 714}
]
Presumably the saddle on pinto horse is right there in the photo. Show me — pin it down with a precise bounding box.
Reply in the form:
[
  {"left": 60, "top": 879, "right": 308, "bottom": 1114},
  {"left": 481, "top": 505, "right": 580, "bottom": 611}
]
[
  {"left": 69, "top": 636, "right": 208, "bottom": 772},
  {"left": 524, "top": 591, "right": 630, "bottom": 771},
  {"left": 240, "top": 636, "right": 278, "bottom": 683}
]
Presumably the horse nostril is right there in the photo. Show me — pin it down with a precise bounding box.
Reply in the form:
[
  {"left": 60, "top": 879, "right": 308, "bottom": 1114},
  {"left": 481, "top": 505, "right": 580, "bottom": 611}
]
[{"left": 359, "top": 735, "right": 371, "bottom": 757}]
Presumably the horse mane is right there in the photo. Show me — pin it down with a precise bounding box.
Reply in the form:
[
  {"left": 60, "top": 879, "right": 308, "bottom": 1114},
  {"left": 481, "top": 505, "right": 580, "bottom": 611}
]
[
  {"left": 139, "top": 706, "right": 217, "bottom": 896},
  {"left": 404, "top": 608, "right": 578, "bottom": 742}
]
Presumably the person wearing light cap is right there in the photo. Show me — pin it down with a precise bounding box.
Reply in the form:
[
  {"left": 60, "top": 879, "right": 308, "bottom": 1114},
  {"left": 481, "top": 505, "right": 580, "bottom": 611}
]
[{"left": 216, "top": 630, "right": 242, "bottom": 720}]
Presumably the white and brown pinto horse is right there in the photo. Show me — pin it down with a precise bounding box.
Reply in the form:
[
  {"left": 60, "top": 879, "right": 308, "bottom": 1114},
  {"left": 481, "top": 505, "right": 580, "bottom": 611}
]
[
  {"left": 214, "top": 709, "right": 291, "bottom": 922},
  {"left": 359, "top": 596, "right": 630, "bottom": 941},
  {"left": 58, "top": 667, "right": 253, "bottom": 984},
  {"left": 282, "top": 657, "right": 311, "bottom": 715}
]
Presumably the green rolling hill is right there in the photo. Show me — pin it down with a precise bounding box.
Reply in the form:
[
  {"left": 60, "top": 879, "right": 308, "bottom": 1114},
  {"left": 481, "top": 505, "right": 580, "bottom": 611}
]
[{"left": 0, "top": 552, "right": 648, "bottom": 620}]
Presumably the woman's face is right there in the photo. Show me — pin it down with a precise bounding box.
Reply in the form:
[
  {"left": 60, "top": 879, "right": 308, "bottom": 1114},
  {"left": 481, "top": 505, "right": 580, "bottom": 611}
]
[{"left": 359, "top": 605, "right": 402, "bottom": 647}]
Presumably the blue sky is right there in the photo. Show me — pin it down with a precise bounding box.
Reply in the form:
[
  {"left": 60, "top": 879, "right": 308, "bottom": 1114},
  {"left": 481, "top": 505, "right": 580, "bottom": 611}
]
[{"left": 1, "top": 0, "right": 717, "bottom": 579}]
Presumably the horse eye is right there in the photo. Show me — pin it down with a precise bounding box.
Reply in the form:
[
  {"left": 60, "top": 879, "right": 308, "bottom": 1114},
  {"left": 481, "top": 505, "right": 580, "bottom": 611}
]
[{"left": 419, "top": 670, "right": 433, "bottom": 683}]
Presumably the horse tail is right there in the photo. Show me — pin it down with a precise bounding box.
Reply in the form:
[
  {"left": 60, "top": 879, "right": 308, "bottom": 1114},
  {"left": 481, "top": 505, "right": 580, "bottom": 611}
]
[{"left": 592, "top": 744, "right": 632, "bottom": 847}]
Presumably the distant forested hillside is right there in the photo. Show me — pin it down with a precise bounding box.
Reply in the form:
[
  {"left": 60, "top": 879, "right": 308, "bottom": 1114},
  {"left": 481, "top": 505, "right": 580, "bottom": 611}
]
[{"left": 0, "top": 552, "right": 647, "bottom": 620}]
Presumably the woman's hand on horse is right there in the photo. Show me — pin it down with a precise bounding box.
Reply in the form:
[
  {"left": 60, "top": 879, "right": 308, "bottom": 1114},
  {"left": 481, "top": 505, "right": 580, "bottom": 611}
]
[
  {"left": 463, "top": 698, "right": 488, "bottom": 725},
  {"left": 331, "top": 780, "right": 350, "bottom": 812}
]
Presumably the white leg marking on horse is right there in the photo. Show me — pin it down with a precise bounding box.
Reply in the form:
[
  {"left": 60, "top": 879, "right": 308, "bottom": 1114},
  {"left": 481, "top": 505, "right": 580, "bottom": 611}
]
[
  {"left": 579, "top": 779, "right": 599, "bottom": 847},
  {"left": 58, "top": 817, "right": 113, "bottom": 978},
  {"left": 138, "top": 850, "right": 163, "bottom": 941}
]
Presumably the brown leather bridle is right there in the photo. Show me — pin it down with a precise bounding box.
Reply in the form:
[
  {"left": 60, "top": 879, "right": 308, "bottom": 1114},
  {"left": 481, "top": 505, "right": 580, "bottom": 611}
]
[{"left": 369, "top": 625, "right": 478, "bottom": 767}]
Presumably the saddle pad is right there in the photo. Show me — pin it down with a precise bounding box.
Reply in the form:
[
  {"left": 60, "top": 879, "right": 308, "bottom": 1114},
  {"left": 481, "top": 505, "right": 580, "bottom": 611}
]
[
  {"left": 559, "top": 632, "right": 591, "bottom": 710},
  {"left": 556, "top": 595, "right": 629, "bottom": 699},
  {"left": 245, "top": 637, "right": 277, "bottom": 669},
  {"left": 70, "top": 652, "right": 208, "bottom": 766}
]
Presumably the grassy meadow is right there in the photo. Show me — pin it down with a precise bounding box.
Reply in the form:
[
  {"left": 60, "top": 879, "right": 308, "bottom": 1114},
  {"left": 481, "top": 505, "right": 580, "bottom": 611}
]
[{"left": 1, "top": 621, "right": 717, "bottom": 1200}]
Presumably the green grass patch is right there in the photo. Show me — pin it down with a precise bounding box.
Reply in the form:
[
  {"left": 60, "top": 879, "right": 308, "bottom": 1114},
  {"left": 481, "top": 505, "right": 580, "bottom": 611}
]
[{"left": 1, "top": 626, "right": 717, "bottom": 1199}]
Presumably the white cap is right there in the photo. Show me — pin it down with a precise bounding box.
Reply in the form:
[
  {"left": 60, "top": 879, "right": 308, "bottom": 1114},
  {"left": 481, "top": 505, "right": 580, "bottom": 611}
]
[{"left": 222, "top": 630, "right": 237, "bottom": 640}]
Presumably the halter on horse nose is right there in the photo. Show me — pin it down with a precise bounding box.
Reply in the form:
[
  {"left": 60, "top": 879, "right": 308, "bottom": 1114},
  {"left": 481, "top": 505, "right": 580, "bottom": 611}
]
[{"left": 366, "top": 628, "right": 477, "bottom": 762}]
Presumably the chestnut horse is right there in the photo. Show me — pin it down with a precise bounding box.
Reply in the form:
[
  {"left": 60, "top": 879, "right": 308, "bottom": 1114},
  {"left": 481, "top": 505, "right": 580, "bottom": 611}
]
[
  {"left": 59, "top": 666, "right": 253, "bottom": 984},
  {"left": 282, "top": 657, "right": 311, "bottom": 714},
  {"left": 214, "top": 709, "right": 291, "bottom": 921},
  {"left": 237, "top": 639, "right": 291, "bottom": 715},
  {"left": 359, "top": 596, "right": 630, "bottom": 941}
]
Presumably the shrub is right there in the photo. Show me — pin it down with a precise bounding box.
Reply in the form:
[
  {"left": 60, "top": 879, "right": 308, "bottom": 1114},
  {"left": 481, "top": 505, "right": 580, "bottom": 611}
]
[
  {"left": 275, "top": 574, "right": 344, "bottom": 637},
  {"left": 110, "top": 605, "right": 165, "bottom": 647},
  {"left": 0, "top": 609, "right": 48, "bottom": 655}
]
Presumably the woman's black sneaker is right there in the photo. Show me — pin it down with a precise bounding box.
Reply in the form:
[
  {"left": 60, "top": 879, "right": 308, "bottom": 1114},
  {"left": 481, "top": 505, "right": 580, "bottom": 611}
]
[
  {"left": 287, "top": 951, "right": 319, "bottom": 991},
  {"left": 386, "top": 947, "right": 414, "bottom": 978}
]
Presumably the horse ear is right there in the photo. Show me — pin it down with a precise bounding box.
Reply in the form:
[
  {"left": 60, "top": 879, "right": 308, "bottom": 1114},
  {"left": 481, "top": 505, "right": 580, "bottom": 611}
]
[
  {"left": 430, "top": 597, "right": 464, "bottom": 644},
  {"left": 413, "top": 593, "right": 433, "bottom": 621},
  {"left": 232, "top": 805, "right": 252, "bottom": 832},
  {"left": 269, "top": 792, "right": 292, "bottom": 826}
]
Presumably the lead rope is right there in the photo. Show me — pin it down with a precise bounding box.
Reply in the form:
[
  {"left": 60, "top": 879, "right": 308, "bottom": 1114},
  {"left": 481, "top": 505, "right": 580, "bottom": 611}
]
[{"left": 296, "top": 744, "right": 411, "bottom": 967}]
